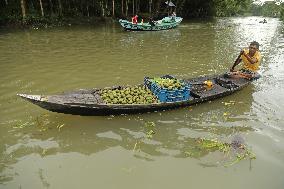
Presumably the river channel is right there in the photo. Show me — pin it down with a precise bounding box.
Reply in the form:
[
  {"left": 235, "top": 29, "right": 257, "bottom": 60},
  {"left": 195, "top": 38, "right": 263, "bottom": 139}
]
[{"left": 0, "top": 17, "right": 284, "bottom": 189}]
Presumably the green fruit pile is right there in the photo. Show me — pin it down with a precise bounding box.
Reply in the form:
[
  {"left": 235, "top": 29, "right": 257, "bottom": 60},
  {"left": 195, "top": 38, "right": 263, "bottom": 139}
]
[
  {"left": 100, "top": 86, "right": 159, "bottom": 104},
  {"left": 151, "top": 78, "right": 184, "bottom": 90}
]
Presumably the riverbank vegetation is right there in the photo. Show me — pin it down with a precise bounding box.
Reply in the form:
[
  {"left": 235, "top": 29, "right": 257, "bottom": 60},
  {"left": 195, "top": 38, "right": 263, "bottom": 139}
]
[
  {"left": 252, "top": 1, "right": 284, "bottom": 18},
  {"left": 0, "top": 0, "right": 283, "bottom": 28},
  {"left": 0, "top": 0, "right": 252, "bottom": 27}
]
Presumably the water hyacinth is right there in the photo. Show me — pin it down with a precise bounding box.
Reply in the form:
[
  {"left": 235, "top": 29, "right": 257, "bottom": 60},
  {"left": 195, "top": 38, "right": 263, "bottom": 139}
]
[{"left": 192, "top": 136, "right": 256, "bottom": 167}]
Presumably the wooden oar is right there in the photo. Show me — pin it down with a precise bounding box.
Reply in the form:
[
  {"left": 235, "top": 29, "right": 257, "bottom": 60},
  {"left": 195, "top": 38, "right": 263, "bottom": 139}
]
[{"left": 230, "top": 52, "right": 242, "bottom": 72}]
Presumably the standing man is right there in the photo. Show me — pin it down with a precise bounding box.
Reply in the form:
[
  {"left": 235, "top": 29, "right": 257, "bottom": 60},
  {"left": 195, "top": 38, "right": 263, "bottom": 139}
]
[
  {"left": 171, "top": 11, "right": 176, "bottom": 21},
  {"left": 132, "top": 15, "right": 138, "bottom": 24},
  {"left": 230, "top": 41, "right": 262, "bottom": 79}
]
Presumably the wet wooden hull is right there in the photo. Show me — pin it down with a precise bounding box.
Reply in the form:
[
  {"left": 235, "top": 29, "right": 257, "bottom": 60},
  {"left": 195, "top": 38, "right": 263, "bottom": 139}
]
[{"left": 18, "top": 74, "right": 254, "bottom": 116}]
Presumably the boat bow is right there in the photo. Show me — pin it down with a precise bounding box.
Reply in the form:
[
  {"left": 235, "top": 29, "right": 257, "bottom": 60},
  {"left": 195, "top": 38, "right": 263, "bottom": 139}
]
[{"left": 17, "top": 94, "right": 42, "bottom": 101}]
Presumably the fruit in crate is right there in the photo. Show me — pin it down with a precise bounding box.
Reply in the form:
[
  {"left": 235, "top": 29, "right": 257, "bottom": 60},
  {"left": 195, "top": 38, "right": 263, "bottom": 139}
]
[
  {"left": 151, "top": 78, "right": 184, "bottom": 90},
  {"left": 100, "top": 86, "right": 159, "bottom": 104}
]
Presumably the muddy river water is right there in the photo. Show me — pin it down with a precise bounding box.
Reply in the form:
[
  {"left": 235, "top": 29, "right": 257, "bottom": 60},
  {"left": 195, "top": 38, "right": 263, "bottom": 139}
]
[{"left": 0, "top": 17, "right": 284, "bottom": 188}]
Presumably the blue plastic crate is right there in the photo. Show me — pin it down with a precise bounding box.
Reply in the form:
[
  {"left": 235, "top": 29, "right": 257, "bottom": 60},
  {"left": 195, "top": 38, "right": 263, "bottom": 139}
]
[
  {"left": 144, "top": 77, "right": 152, "bottom": 90},
  {"left": 144, "top": 77, "right": 191, "bottom": 103}
]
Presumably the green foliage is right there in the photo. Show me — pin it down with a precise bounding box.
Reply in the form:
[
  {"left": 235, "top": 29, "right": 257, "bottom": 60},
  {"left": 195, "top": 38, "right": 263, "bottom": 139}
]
[
  {"left": 0, "top": 0, "right": 265, "bottom": 26},
  {"left": 213, "top": 0, "right": 253, "bottom": 17},
  {"left": 175, "top": 0, "right": 214, "bottom": 18},
  {"left": 251, "top": 1, "right": 282, "bottom": 17},
  {"left": 281, "top": 4, "right": 284, "bottom": 20}
]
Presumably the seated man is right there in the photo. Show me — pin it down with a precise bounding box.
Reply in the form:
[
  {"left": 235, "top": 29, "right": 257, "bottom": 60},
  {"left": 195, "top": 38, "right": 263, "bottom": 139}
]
[
  {"left": 229, "top": 41, "right": 262, "bottom": 80},
  {"left": 149, "top": 17, "right": 156, "bottom": 26}
]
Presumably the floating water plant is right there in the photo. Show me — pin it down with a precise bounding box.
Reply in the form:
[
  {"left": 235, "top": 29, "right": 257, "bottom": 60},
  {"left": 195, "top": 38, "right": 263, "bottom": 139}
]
[
  {"left": 197, "top": 138, "right": 231, "bottom": 153},
  {"left": 144, "top": 121, "right": 156, "bottom": 139},
  {"left": 193, "top": 138, "right": 256, "bottom": 167},
  {"left": 133, "top": 121, "right": 157, "bottom": 153}
]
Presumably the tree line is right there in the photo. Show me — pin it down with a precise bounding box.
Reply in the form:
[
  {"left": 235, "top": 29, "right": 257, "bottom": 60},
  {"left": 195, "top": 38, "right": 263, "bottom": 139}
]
[
  {"left": 1, "top": 0, "right": 283, "bottom": 25},
  {"left": 251, "top": 1, "right": 284, "bottom": 18},
  {"left": 0, "top": 0, "right": 252, "bottom": 19}
]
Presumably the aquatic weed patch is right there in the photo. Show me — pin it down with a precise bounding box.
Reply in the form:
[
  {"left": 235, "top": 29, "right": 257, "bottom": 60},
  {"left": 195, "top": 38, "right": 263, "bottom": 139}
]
[
  {"left": 185, "top": 138, "right": 256, "bottom": 167},
  {"left": 132, "top": 121, "right": 157, "bottom": 152},
  {"left": 144, "top": 121, "right": 156, "bottom": 139},
  {"left": 9, "top": 114, "right": 66, "bottom": 133},
  {"left": 131, "top": 122, "right": 255, "bottom": 166}
]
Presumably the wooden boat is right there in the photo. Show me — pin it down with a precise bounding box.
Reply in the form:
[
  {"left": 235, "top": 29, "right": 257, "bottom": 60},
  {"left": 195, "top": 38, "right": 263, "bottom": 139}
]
[
  {"left": 17, "top": 73, "right": 259, "bottom": 116},
  {"left": 118, "top": 16, "right": 183, "bottom": 31}
]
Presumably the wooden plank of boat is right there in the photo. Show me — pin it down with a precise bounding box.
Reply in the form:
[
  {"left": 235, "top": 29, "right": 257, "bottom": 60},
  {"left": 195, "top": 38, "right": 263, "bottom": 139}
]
[
  {"left": 118, "top": 17, "right": 183, "bottom": 31},
  {"left": 17, "top": 73, "right": 255, "bottom": 116}
]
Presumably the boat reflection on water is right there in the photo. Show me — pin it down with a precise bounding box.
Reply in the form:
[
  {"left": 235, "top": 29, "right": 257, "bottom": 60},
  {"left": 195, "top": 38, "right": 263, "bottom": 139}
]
[{"left": 118, "top": 27, "right": 182, "bottom": 47}]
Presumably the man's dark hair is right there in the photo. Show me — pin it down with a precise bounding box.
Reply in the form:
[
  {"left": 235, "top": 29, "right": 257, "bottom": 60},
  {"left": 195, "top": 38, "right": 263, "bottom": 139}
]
[{"left": 250, "top": 41, "right": 260, "bottom": 49}]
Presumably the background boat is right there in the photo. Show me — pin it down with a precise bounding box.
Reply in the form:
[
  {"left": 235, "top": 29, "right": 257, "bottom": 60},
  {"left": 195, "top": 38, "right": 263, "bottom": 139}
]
[{"left": 119, "top": 16, "right": 183, "bottom": 31}]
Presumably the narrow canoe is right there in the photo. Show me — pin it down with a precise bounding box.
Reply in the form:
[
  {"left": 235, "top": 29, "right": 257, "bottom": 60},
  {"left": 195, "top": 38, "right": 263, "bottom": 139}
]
[
  {"left": 17, "top": 73, "right": 258, "bottom": 116},
  {"left": 118, "top": 16, "right": 183, "bottom": 31}
]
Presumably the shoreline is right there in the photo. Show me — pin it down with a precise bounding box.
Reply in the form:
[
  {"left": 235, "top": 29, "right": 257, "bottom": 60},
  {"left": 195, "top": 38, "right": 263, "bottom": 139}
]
[{"left": 0, "top": 16, "right": 119, "bottom": 30}]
